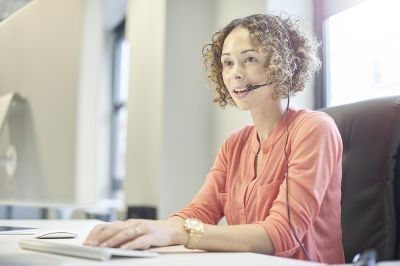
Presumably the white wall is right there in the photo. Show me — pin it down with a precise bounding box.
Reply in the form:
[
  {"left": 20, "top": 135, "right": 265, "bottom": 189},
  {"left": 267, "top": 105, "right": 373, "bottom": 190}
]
[
  {"left": 211, "top": 0, "right": 267, "bottom": 156},
  {"left": 125, "top": 0, "right": 216, "bottom": 219},
  {"left": 266, "top": 0, "right": 315, "bottom": 110},
  {"left": 77, "top": 0, "right": 112, "bottom": 207},
  {"left": 124, "top": 0, "right": 166, "bottom": 210},
  {"left": 159, "top": 0, "right": 216, "bottom": 218}
]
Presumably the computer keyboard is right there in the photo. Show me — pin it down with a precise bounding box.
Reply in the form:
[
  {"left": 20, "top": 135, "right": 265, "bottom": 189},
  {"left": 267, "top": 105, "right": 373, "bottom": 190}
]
[{"left": 19, "top": 238, "right": 159, "bottom": 261}]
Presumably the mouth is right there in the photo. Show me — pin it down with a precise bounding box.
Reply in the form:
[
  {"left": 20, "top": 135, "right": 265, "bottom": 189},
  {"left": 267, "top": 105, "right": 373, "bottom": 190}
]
[
  {"left": 233, "top": 87, "right": 249, "bottom": 94},
  {"left": 232, "top": 87, "right": 251, "bottom": 99}
]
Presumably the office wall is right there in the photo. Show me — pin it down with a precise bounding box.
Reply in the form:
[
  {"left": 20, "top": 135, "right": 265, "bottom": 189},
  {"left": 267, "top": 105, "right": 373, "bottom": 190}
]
[
  {"left": 124, "top": 0, "right": 215, "bottom": 219},
  {"left": 124, "top": 0, "right": 314, "bottom": 219},
  {"left": 211, "top": 0, "right": 267, "bottom": 156},
  {"left": 124, "top": 0, "right": 166, "bottom": 213},
  {"left": 266, "top": 0, "right": 315, "bottom": 109},
  {"left": 159, "top": 0, "right": 216, "bottom": 218}
]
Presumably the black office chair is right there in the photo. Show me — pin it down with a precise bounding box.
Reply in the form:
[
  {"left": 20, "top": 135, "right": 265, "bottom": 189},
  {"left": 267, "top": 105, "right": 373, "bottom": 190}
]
[{"left": 322, "top": 96, "right": 400, "bottom": 263}]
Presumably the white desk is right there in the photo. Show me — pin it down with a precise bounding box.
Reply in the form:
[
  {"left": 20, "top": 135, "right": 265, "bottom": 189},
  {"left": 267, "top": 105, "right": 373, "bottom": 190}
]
[{"left": 0, "top": 220, "right": 398, "bottom": 266}]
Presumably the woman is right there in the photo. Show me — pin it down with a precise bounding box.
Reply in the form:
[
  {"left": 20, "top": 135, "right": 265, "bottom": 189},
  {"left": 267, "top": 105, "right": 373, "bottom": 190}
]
[{"left": 85, "top": 14, "right": 344, "bottom": 264}]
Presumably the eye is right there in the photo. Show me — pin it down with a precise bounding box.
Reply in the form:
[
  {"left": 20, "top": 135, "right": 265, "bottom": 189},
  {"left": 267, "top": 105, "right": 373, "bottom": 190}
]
[
  {"left": 222, "top": 59, "right": 233, "bottom": 68},
  {"left": 245, "top": 56, "right": 257, "bottom": 63}
]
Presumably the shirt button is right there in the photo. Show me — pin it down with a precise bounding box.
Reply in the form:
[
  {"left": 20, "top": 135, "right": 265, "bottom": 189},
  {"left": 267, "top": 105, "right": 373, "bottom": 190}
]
[{"left": 239, "top": 208, "right": 246, "bottom": 223}]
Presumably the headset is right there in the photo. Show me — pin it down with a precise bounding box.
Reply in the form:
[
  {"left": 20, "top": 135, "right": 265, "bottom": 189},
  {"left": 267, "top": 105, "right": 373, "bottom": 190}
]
[
  {"left": 283, "top": 89, "right": 311, "bottom": 260},
  {"left": 279, "top": 16, "right": 312, "bottom": 261},
  {"left": 236, "top": 15, "right": 312, "bottom": 260},
  {"left": 246, "top": 15, "right": 312, "bottom": 261}
]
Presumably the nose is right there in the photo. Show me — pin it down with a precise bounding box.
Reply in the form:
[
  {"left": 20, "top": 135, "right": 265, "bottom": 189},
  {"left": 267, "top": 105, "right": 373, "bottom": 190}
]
[{"left": 232, "top": 63, "right": 243, "bottom": 79}]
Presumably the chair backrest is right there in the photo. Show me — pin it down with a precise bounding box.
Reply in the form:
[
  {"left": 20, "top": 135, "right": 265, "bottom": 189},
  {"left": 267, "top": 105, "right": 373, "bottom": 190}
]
[{"left": 322, "top": 96, "right": 400, "bottom": 262}]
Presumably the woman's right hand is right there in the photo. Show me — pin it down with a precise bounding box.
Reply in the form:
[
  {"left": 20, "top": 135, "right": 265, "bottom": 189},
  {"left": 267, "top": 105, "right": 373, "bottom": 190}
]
[{"left": 84, "top": 217, "right": 186, "bottom": 250}]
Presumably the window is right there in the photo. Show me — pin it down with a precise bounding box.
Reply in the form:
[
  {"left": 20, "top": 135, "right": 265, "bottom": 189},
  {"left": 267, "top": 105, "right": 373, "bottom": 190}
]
[
  {"left": 325, "top": 0, "right": 400, "bottom": 106},
  {"left": 110, "top": 22, "right": 129, "bottom": 199}
]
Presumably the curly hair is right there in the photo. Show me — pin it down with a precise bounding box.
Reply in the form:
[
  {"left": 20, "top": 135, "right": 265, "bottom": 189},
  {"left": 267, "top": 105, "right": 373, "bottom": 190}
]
[{"left": 203, "top": 14, "right": 321, "bottom": 107}]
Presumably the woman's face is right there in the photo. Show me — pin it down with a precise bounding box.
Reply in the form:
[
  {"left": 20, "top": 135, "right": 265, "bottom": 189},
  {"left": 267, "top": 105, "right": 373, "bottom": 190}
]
[{"left": 221, "top": 26, "right": 274, "bottom": 110}]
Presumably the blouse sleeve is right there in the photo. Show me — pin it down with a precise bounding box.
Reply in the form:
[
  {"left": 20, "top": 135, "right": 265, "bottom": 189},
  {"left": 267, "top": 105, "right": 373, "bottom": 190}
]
[
  {"left": 257, "top": 112, "right": 343, "bottom": 257},
  {"left": 172, "top": 138, "right": 230, "bottom": 225}
]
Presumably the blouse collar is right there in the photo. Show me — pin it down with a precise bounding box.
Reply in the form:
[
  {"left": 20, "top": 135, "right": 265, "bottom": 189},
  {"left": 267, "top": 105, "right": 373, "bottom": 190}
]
[{"left": 250, "top": 107, "right": 300, "bottom": 154}]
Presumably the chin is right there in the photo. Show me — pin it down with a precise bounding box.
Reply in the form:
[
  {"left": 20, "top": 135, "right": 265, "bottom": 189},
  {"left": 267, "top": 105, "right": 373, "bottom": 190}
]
[{"left": 234, "top": 102, "right": 252, "bottom": 110}]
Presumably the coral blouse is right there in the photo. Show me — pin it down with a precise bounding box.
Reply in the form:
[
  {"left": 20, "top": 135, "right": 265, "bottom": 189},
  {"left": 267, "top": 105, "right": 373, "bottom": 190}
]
[{"left": 173, "top": 108, "right": 344, "bottom": 264}]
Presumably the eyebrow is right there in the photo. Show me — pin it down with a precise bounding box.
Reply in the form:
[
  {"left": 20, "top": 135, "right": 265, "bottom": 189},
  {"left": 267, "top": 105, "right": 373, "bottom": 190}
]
[{"left": 221, "top": 49, "right": 257, "bottom": 57}]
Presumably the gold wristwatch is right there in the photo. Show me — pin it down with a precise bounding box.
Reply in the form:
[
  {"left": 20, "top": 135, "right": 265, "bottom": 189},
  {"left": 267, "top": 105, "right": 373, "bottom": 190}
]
[{"left": 183, "top": 218, "right": 204, "bottom": 249}]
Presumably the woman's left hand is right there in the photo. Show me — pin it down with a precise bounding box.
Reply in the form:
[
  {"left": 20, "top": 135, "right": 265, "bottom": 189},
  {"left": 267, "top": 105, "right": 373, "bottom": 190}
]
[{"left": 84, "top": 218, "right": 186, "bottom": 250}]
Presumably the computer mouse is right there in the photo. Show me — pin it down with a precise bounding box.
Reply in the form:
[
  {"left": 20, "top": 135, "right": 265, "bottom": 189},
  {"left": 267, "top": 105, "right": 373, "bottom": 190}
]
[{"left": 34, "top": 230, "right": 78, "bottom": 239}]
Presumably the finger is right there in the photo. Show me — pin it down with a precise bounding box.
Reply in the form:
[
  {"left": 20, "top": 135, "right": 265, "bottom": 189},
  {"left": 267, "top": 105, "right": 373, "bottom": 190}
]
[
  {"left": 101, "top": 226, "right": 141, "bottom": 248},
  {"left": 85, "top": 221, "right": 125, "bottom": 246},
  {"left": 120, "top": 234, "right": 152, "bottom": 250},
  {"left": 95, "top": 221, "right": 128, "bottom": 246},
  {"left": 84, "top": 223, "right": 107, "bottom": 245}
]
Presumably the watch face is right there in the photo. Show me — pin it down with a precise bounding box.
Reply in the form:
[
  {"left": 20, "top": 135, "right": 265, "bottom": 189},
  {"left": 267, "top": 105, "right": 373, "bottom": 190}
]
[{"left": 185, "top": 218, "right": 204, "bottom": 232}]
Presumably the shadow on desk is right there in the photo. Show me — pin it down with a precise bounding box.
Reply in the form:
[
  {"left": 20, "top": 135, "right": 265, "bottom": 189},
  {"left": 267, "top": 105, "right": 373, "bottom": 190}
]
[
  {"left": 0, "top": 253, "right": 66, "bottom": 266},
  {"left": 148, "top": 245, "right": 205, "bottom": 254}
]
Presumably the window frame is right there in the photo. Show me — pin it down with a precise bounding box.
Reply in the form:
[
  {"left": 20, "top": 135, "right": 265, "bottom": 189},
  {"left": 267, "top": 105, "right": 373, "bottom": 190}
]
[
  {"left": 109, "top": 20, "right": 127, "bottom": 198},
  {"left": 313, "top": 0, "right": 369, "bottom": 108}
]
